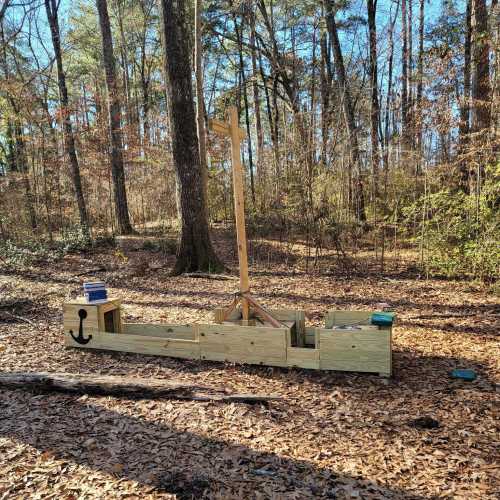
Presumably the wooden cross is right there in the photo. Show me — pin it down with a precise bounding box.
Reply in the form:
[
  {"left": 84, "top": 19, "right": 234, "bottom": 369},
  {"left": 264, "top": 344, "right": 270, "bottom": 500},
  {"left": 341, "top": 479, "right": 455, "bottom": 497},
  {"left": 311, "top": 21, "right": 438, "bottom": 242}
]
[{"left": 209, "top": 107, "right": 281, "bottom": 327}]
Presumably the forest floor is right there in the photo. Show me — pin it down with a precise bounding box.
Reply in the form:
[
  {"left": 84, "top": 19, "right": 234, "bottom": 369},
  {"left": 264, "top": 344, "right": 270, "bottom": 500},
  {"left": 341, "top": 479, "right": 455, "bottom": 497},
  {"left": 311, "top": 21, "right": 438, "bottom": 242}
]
[{"left": 0, "top": 235, "right": 498, "bottom": 499}]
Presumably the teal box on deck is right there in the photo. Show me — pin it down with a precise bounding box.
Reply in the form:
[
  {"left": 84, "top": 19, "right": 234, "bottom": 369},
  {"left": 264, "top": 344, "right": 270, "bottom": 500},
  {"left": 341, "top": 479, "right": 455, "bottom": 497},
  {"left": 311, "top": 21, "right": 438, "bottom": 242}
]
[{"left": 370, "top": 312, "right": 395, "bottom": 327}]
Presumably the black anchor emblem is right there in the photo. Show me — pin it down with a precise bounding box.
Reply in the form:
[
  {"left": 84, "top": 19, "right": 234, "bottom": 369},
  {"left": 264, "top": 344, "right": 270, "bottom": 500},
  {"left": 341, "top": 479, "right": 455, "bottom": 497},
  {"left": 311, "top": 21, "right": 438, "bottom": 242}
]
[{"left": 69, "top": 309, "right": 92, "bottom": 345}]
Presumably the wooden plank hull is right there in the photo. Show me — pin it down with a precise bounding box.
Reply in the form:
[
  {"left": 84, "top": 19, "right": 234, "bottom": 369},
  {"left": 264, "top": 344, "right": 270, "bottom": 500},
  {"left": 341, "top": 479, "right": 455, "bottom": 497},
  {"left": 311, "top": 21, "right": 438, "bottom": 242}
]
[
  {"left": 65, "top": 328, "right": 200, "bottom": 360},
  {"left": 198, "top": 324, "right": 288, "bottom": 367},
  {"left": 63, "top": 302, "right": 393, "bottom": 376},
  {"left": 287, "top": 347, "right": 320, "bottom": 369}
]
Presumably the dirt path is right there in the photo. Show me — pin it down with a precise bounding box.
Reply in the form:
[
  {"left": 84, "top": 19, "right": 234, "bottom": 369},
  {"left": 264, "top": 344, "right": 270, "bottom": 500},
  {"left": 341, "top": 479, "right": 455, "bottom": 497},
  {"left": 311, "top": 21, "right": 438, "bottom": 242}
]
[{"left": 0, "top": 249, "right": 498, "bottom": 499}]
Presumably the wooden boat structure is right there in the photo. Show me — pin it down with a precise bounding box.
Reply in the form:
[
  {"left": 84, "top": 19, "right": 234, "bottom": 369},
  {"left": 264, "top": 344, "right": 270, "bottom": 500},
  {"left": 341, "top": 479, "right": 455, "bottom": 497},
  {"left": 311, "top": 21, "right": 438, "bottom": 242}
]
[
  {"left": 64, "top": 298, "right": 393, "bottom": 376},
  {"left": 63, "top": 107, "right": 394, "bottom": 377}
]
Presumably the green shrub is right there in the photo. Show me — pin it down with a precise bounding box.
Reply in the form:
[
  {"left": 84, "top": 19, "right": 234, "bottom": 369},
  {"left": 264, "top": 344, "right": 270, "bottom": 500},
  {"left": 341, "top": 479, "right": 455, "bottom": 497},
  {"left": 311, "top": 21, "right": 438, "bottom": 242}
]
[
  {"left": 60, "top": 226, "right": 92, "bottom": 252},
  {"left": 141, "top": 239, "right": 158, "bottom": 251},
  {"left": 94, "top": 234, "right": 116, "bottom": 248},
  {"left": 404, "top": 165, "right": 500, "bottom": 281},
  {"left": 0, "top": 239, "right": 61, "bottom": 268},
  {"left": 0, "top": 226, "right": 94, "bottom": 269},
  {"left": 158, "top": 238, "right": 178, "bottom": 255},
  {"left": 141, "top": 238, "right": 177, "bottom": 255}
]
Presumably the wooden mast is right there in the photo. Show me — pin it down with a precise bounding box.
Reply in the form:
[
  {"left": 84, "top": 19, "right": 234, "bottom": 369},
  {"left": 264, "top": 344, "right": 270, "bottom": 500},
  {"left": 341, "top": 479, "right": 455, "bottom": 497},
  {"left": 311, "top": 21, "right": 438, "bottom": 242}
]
[
  {"left": 209, "top": 106, "right": 281, "bottom": 327},
  {"left": 228, "top": 106, "right": 250, "bottom": 320}
]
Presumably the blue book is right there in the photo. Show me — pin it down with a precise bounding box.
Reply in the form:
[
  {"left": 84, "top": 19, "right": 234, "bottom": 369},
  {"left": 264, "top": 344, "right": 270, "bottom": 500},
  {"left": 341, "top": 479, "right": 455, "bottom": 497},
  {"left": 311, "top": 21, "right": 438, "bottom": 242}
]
[
  {"left": 86, "top": 290, "right": 108, "bottom": 302},
  {"left": 83, "top": 282, "right": 106, "bottom": 290}
]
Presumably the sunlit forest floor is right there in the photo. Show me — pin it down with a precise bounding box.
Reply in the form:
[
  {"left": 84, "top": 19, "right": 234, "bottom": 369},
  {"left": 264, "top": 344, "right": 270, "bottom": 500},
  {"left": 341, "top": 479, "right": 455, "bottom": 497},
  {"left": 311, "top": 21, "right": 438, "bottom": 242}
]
[{"left": 0, "top": 233, "right": 498, "bottom": 499}]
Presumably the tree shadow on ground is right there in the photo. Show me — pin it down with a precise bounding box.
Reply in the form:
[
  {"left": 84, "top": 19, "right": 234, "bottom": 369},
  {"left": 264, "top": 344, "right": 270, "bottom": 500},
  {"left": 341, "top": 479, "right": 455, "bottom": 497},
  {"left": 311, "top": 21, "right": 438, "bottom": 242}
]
[
  {"left": 69, "top": 346, "right": 497, "bottom": 396},
  {"left": 0, "top": 389, "right": 425, "bottom": 499},
  {"left": 397, "top": 319, "right": 498, "bottom": 339},
  {"left": 125, "top": 299, "right": 215, "bottom": 312},
  {"left": 119, "top": 287, "right": 498, "bottom": 341},
  {"left": 0, "top": 295, "right": 61, "bottom": 325},
  {"left": 4, "top": 269, "right": 497, "bottom": 343},
  {"left": 111, "top": 279, "right": 497, "bottom": 315}
]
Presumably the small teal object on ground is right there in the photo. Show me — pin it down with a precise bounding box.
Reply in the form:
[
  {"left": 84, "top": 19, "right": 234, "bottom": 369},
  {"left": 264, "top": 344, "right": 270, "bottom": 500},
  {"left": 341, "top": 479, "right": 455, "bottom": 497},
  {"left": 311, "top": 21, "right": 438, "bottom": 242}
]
[
  {"left": 450, "top": 369, "right": 477, "bottom": 381},
  {"left": 370, "top": 312, "right": 395, "bottom": 327}
]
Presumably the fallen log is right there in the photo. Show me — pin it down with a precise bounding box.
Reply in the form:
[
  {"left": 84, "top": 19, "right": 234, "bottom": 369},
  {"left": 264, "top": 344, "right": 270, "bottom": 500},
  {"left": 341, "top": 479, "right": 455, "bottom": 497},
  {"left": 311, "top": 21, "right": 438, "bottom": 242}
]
[
  {"left": 182, "top": 272, "right": 237, "bottom": 281},
  {"left": 74, "top": 267, "right": 107, "bottom": 277},
  {"left": 0, "top": 372, "right": 280, "bottom": 404}
]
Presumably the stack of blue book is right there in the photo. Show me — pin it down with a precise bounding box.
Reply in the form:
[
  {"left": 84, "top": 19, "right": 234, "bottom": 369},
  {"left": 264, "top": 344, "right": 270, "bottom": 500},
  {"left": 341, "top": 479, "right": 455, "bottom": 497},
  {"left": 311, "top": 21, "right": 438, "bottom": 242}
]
[{"left": 83, "top": 281, "right": 107, "bottom": 302}]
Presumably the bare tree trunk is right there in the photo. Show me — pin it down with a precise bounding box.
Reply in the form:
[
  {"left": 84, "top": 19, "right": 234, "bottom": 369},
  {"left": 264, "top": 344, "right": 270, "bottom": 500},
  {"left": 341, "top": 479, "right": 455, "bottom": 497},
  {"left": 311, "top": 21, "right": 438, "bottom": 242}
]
[
  {"left": 44, "top": 0, "right": 90, "bottom": 237},
  {"left": 115, "top": 0, "right": 133, "bottom": 129},
  {"left": 491, "top": 0, "right": 499, "bottom": 142},
  {"left": 249, "top": 9, "right": 264, "bottom": 186},
  {"left": 401, "top": 0, "right": 410, "bottom": 153},
  {"left": 14, "top": 123, "right": 37, "bottom": 230},
  {"left": 471, "top": 0, "right": 492, "bottom": 133},
  {"left": 0, "top": 21, "right": 36, "bottom": 230},
  {"left": 194, "top": 0, "right": 209, "bottom": 218},
  {"left": 408, "top": 0, "right": 414, "bottom": 132},
  {"left": 416, "top": 0, "right": 425, "bottom": 154},
  {"left": 324, "top": 0, "right": 366, "bottom": 222},
  {"left": 234, "top": 11, "right": 256, "bottom": 207},
  {"left": 319, "top": 24, "right": 331, "bottom": 168},
  {"left": 0, "top": 0, "right": 10, "bottom": 25},
  {"left": 257, "top": 40, "right": 280, "bottom": 190},
  {"left": 459, "top": 0, "right": 472, "bottom": 192},
  {"left": 96, "top": 0, "right": 133, "bottom": 235},
  {"left": 159, "top": 0, "right": 223, "bottom": 274},
  {"left": 384, "top": 1, "right": 399, "bottom": 171},
  {"left": 140, "top": 68, "right": 150, "bottom": 148},
  {"left": 367, "top": 0, "right": 380, "bottom": 198}
]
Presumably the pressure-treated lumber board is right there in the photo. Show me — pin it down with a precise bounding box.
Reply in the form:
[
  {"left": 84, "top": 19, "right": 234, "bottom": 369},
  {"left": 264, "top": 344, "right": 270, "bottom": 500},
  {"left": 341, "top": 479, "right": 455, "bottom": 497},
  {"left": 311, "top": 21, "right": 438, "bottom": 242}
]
[
  {"left": 322, "top": 309, "right": 393, "bottom": 375},
  {"left": 65, "top": 297, "right": 121, "bottom": 307},
  {"left": 324, "top": 329, "right": 391, "bottom": 344},
  {"left": 63, "top": 298, "right": 122, "bottom": 333},
  {"left": 271, "top": 309, "right": 306, "bottom": 346},
  {"left": 122, "top": 323, "right": 197, "bottom": 340},
  {"left": 320, "top": 358, "right": 391, "bottom": 374},
  {"left": 214, "top": 307, "right": 226, "bottom": 324},
  {"left": 208, "top": 118, "right": 246, "bottom": 140},
  {"left": 319, "top": 328, "right": 391, "bottom": 374},
  {"left": 0, "top": 372, "right": 280, "bottom": 403},
  {"left": 63, "top": 303, "right": 99, "bottom": 332},
  {"left": 304, "top": 327, "right": 320, "bottom": 348},
  {"left": 325, "top": 310, "right": 375, "bottom": 328},
  {"left": 215, "top": 307, "right": 304, "bottom": 325},
  {"left": 198, "top": 323, "right": 288, "bottom": 366},
  {"left": 64, "top": 329, "right": 200, "bottom": 360},
  {"left": 214, "top": 307, "right": 306, "bottom": 344},
  {"left": 287, "top": 347, "right": 320, "bottom": 369},
  {"left": 228, "top": 107, "right": 250, "bottom": 319},
  {"left": 63, "top": 301, "right": 394, "bottom": 375},
  {"left": 214, "top": 306, "right": 241, "bottom": 323}
]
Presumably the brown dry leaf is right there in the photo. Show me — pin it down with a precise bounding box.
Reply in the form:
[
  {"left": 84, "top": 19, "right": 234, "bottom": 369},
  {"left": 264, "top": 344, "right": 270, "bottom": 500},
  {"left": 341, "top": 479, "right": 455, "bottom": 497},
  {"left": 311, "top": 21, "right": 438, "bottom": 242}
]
[{"left": 1, "top": 247, "right": 499, "bottom": 499}]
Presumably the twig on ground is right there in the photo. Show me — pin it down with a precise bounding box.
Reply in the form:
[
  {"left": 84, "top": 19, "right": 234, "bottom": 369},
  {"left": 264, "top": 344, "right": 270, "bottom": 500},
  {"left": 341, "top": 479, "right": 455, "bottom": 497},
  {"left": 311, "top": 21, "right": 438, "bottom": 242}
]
[
  {"left": 3, "top": 311, "right": 36, "bottom": 326},
  {"left": 74, "top": 267, "right": 107, "bottom": 277},
  {"left": 182, "top": 272, "right": 237, "bottom": 281}
]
